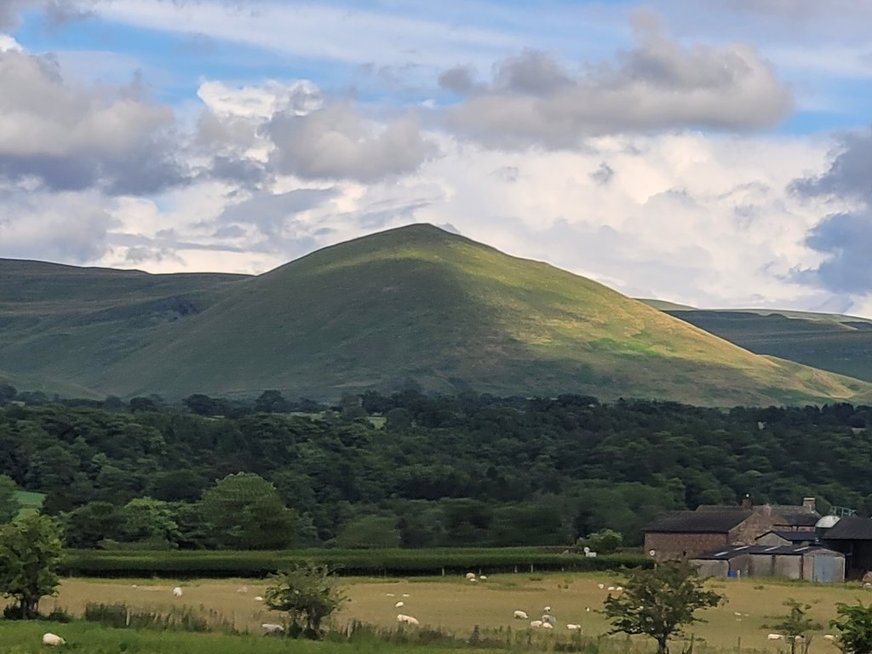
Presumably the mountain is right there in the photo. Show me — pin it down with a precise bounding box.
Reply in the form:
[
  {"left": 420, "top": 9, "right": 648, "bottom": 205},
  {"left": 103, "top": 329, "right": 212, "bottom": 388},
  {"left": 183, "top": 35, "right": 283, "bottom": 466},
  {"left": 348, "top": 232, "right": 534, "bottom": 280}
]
[
  {"left": 639, "top": 303, "right": 872, "bottom": 384},
  {"left": 1, "top": 223, "right": 868, "bottom": 405}
]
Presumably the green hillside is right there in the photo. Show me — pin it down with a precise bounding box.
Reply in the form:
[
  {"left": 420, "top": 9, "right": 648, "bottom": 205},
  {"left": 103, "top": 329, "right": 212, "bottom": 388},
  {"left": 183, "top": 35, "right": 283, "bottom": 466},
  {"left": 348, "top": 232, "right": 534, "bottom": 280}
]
[
  {"left": 53, "top": 224, "right": 870, "bottom": 406},
  {"left": 0, "top": 259, "right": 248, "bottom": 396},
  {"left": 652, "top": 307, "right": 872, "bottom": 383}
]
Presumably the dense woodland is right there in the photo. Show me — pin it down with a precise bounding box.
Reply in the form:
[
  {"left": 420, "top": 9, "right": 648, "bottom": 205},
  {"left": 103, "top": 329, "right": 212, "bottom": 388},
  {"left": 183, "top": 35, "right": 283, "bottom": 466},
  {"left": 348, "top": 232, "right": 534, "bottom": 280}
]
[{"left": 1, "top": 383, "right": 871, "bottom": 550}]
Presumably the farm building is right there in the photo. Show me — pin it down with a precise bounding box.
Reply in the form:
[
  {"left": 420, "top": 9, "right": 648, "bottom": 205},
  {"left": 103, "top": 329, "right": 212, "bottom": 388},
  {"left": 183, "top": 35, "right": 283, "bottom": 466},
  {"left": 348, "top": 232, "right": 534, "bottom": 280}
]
[
  {"left": 819, "top": 516, "right": 872, "bottom": 579},
  {"left": 644, "top": 497, "right": 819, "bottom": 561},
  {"left": 691, "top": 544, "right": 845, "bottom": 582}
]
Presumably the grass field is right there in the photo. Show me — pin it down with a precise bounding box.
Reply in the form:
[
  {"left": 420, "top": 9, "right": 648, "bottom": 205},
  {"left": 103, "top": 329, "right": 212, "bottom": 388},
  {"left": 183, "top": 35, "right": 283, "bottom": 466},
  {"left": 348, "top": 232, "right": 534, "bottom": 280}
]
[
  {"left": 36, "top": 572, "right": 872, "bottom": 653},
  {"left": 12, "top": 489, "right": 44, "bottom": 519}
]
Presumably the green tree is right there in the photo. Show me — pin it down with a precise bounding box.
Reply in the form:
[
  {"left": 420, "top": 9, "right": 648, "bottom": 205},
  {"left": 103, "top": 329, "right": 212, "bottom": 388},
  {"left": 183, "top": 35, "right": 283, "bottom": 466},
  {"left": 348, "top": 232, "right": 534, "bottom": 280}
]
[
  {"left": 264, "top": 564, "right": 345, "bottom": 639},
  {"left": 831, "top": 602, "right": 872, "bottom": 654},
  {"left": 119, "top": 497, "right": 180, "bottom": 546},
  {"left": 603, "top": 561, "right": 723, "bottom": 654},
  {"left": 772, "top": 599, "right": 821, "bottom": 654},
  {"left": 0, "top": 475, "right": 20, "bottom": 524},
  {"left": 62, "top": 501, "right": 122, "bottom": 548},
  {"left": 198, "top": 473, "right": 297, "bottom": 549},
  {"left": 335, "top": 515, "right": 401, "bottom": 548},
  {"left": 0, "top": 514, "right": 63, "bottom": 618},
  {"left": 579, "top": 528, "right": 624, "bottom": 554}
]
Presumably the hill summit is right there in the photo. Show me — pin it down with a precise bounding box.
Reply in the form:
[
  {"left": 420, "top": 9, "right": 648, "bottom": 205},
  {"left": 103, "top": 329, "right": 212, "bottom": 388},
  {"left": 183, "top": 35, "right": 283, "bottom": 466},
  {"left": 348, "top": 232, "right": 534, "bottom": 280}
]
[{"left": 1, "top": 222, "right": 850, "bottom": 405}]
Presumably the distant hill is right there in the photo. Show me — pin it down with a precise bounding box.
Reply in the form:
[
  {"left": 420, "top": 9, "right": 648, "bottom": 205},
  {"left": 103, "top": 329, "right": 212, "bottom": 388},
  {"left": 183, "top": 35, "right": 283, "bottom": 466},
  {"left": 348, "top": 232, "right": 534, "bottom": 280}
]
[
  {"left": 641, "top": 304, "right": 872, "bottom": 384},
  {"left": 1, "top": 224, "right": 867, "bottom": 405}
]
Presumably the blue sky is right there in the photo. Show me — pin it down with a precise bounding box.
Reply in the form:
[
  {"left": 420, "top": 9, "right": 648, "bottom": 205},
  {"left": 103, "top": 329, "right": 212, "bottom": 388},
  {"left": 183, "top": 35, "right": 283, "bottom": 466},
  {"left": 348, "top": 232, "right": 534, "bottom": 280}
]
[{"left": 3, "top": 0, "right": 872, "bottom": 315}]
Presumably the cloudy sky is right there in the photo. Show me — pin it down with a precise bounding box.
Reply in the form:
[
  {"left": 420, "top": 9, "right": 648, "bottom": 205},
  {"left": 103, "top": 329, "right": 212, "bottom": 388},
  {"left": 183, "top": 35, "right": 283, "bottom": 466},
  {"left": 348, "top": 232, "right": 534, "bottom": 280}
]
[{"left": 3, "top": 1, "right": 872, "bottom": 315}]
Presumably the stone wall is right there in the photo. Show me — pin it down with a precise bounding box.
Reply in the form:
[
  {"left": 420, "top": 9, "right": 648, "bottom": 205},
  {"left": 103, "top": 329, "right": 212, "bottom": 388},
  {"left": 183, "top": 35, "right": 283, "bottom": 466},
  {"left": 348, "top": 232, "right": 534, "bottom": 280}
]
[{"left": 644, "top": 532, "right": 729, "bottom": 561}]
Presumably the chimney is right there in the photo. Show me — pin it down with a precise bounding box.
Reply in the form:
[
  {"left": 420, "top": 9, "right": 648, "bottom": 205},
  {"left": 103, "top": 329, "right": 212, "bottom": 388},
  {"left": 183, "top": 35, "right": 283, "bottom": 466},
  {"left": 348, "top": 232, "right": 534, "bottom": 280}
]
[
  {"left": 741, "top": 494, "right": 752, "bottom": 509},
  {"left": 803, "top": 497, "right": 816, "bottom": 512}
]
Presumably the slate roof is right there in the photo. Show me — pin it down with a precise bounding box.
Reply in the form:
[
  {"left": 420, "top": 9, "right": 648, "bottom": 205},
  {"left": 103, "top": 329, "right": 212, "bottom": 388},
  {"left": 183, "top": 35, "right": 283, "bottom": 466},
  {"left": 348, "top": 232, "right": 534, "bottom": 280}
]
[
  {"left": 694, "top": 544, "right": 841, "bottom": 560},
  {"left": 644, "top": 510, "right": 753, "bottom": 533},
  {"left": 822, "top": 517, "right": 872, "bottom": 540},
  {"left": 769, "top": 507, "right": 820, "bottom": 527}
]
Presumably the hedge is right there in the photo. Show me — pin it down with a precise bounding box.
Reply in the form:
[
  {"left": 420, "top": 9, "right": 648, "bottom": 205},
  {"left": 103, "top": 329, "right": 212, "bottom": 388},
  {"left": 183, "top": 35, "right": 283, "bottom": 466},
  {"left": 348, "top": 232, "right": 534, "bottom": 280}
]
[{"left": 60, "top": 548, "right": 651, "bottom": 578}]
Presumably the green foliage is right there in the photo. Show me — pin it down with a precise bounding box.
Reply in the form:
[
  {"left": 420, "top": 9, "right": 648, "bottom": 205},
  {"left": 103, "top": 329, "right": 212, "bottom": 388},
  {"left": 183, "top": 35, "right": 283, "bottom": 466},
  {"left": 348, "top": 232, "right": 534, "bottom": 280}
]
[
  {"left": 578, "top": 528, "right": 623, "bottom": 554},
  {"left": 0, "top": 474, "right": 19, "bottom": 524},
  {"left": 335, "top": 516, "right": 401, "bottom": 549},
  {"left": 0, "top": 514, "right": 63, "bottom": 618},
  {"left": 603, "top": 560, "right": 723, "bottom": 654},
  {"left": 119, "top": 497, "right": 180, "bottom": 546},
  {"left": 772, "top": 598, "right": 821, "bottom": 651},
  {"left": 197, "top": 473, "right": 297, "bottom": 549},
  {"left": 59, "top": 548, "right": 649, "bottom": 578},
  {"left": 832, "top": 602, "right": 872, "bottom": 654},
  {"left": 265, "top": 564, "right": 346, "bottom": 638}
]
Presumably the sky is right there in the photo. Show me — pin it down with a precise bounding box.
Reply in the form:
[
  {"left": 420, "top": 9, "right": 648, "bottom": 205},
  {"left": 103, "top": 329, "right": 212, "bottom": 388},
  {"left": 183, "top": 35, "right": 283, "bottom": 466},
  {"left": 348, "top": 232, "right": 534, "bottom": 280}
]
[{"left": 3, "top": 1, "right": 872, "bottom": 316}]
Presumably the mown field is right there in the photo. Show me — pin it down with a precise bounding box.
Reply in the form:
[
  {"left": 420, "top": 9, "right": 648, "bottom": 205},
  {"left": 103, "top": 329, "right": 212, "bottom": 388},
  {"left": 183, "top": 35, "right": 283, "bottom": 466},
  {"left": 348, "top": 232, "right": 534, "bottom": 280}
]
[{"left": 30, "top": 572, "right": 872, "bottom": 653}]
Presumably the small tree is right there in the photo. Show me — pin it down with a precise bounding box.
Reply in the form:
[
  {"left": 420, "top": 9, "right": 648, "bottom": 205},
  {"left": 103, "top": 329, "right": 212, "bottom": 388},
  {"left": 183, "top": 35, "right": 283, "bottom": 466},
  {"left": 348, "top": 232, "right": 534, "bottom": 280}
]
[
  {"left": 603, "top": 561, "right": 723, "bottom": 654},
  {"left": 0, "top": 514, "right": 63, "bottom": 618},
  {"left": 772, "top": 598, "right": 821, "bottom": 654},
  {"left": 0, "top": 475, "right": 20, "bottom": 524},
  {"left": 579, "top": 528, "right": 623, "bottom": 554},
  {"left": 831, "top": 602, "right": 872, "bottom": 654},
  {"left": 264, "top": 564, "right": 345, "bottom": 639}
]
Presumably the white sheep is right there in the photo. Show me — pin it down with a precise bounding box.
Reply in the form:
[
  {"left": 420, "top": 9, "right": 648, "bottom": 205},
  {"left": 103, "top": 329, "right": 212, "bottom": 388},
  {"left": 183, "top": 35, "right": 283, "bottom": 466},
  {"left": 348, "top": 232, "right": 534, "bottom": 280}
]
[
  {"left": 530, "top": 620, "right": 543, "bottom": 628},
  {"left": 480, "top": 575, "right": 487, "bottom": 581},
  {"left": 465, "top": 572, "right": 476, "bottom": 580},
  {"left": 615, "top": 586, "right": 623, "bottom": 592},
  {"left": 254, "top": 596, "right": 264, "bottom": 601},
  {"left": 542, "top": 614, "right": 556, "bottom": 625},
  {"left": 607, "top": 586, "right": 616, "bottom": 591},
  {"left": 172, "top": 586, "right": 183, "bottom": 598},
  {"left": 824, "top": 635, "right": 836, "bottom": 641},
  {"left": 42, "top": 633, "right": 65, "bottom": 647},
  {"left": 513, "top": 610, "right": 529, "bottom": 619},
  {"left": 395, "top": 601, "right": 404, "bottom": 608},
  {"left": 597, "top": 583, "right": 605, "bottom": 590},
  {"left": 567, "top": 624, "right": 582, "bottom": 631},
  {"left": 237, "top": 585, "right": 249, "bottom": 594},
  {"left": 397, "top": 614, "right": 420, "bottom": 626},
  {"left": 768, "top": 634, "right": 783, "bottom": 640},
  {"left": 402, "top": 593, "right": 410, "bottom": 597},
  {"left": 544, "top": 606, "right": 552, "bottom": 612},
  {"left": 261, "top": 623, "right": 285, "bottom": 636},
  {"left": 542, "top": 622, "right": 554, "bottom": 630}
]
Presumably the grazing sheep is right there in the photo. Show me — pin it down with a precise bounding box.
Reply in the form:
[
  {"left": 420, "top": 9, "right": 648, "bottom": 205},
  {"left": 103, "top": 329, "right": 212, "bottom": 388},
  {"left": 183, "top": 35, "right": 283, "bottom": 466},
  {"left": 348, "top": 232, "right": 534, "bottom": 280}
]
[
  {"left": 237, "top": 586, "right": 249, "bottom": 594},
  {"left": 615, "top": 586, "right": 623, "bottom": 592},
  {"left": 254, "top": 596, "right": 264, "bottom": 601},
  {"left": 768, "top": 634, "right": 783, "bottom": 640},
  {"left": 542, "top": 622, "right": 554, "bottom": 630},
  {"left": 824, "top": 635, "right": 836, "bottom": 641},
  {"left": 795, "top": 636, "right": 805, "bottom": 642},
  {"left": 597, "top": 583, "right": 605, "bottom": 589},
  {"left": 261, "top": 623, "right": 285, "bottom": 636},
  {"left": 465, "top": 572, "right": 476, "bottom": 580},
  {"left": 607, "top": 586, "right": 616, "bottom": 591},
  {"left": 513, "top": 610, "right": 529, "bottom": 619},
  {"left": 480, "top": 575, "right": 488, "bottom": 581},
  {"left": 172, "top": 586, "right": 183, "bottom": 598},
  {"left": 543, "top": 606, "right": 552, "bottom": 613},
  {"left": 397, "top": 614, "right": 420, "bottom": 626},
  {"left": 567, "top": 624, "right": 581, "bottom": 631},
  {"left": 42, "top": 633, "right": 65, "bottom": 647},
  {"left": 386, "top": 593, "right": 395, "bottom": 597},
  {"left": 395, "top": 601, "right": 404, "bottom": 608},
  {"left": 530, "top": 620, "right": 543, "bottom": 628},
  {"left": 402, "top": 593, "right": 410, "bottom": 597}
]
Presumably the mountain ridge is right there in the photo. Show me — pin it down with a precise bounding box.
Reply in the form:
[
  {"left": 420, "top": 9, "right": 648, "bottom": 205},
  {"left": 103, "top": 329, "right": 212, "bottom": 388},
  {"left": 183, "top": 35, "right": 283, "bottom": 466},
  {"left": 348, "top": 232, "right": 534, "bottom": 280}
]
[{"left": 1, "top": 224, "right": 871, "bottom": 405}]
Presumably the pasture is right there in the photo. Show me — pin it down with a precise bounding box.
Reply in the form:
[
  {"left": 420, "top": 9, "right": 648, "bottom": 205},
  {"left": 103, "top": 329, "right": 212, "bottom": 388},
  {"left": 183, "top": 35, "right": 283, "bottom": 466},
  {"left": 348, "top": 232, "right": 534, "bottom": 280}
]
[{"left": 38, "top": 572, "right": 872, "bottom": 652}]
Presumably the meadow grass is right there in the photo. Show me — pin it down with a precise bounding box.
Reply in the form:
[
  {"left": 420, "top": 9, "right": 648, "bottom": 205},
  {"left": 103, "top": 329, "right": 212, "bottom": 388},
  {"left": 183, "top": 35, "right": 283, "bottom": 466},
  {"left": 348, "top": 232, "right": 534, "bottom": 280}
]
[{"left": 38, "top": 572, "right": 872, "bottom": 653}]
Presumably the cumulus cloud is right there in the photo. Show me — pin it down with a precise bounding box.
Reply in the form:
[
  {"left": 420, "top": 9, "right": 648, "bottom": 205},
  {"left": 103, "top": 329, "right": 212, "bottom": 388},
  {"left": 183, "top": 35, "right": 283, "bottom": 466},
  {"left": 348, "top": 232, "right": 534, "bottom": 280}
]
[
  {"left": 0, "top": 49, "right": 184, "bottom": 193},
  {"left": 793, "top": 127, "right": 872, "bottom": 294},
  {"left": 444, "top": 14, "right": 791, "bottom": 148},
  {"left": 266, "top": 103, "right": 438, "bottom": 182}
]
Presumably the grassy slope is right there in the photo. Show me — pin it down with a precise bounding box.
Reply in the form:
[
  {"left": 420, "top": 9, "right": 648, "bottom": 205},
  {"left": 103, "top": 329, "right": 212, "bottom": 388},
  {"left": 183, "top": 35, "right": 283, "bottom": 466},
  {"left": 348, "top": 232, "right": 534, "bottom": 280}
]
[
  {"left": 658, "top": 308, "right": 872, "bottom": 383},
  {"left": 0, "top": 259, "right": 249, "bottom": 395},
  {"left": 82, "top": 224, "right": 872, "bottom": 405}
]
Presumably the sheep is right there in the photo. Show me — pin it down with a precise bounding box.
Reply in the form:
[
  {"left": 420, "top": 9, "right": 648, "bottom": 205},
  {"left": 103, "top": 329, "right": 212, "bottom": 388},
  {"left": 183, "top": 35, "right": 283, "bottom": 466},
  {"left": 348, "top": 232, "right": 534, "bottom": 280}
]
[
  {"left": 824, "top": 635, "right": 836, "bottom": 641},
  {"left": 615, "top": 586, "right": 623, "bottom": 592},
  {"left": 543, "top": 606, "right": 552, "bottom": 613},
  {"left": 237, "top": 585, "right": 249, "bottom": 594},
  {"left": 42, "top": 633, "right": 65, "bottom": 647},
  {"left": 597, "top": 583, "right": 605, "bottom": 590},
  {"left": 465, "top": 572, "right": 476, "bottom": 580},
  {"left": 480, "top": 575, "right": 488, "bottom": 581},
  {"left": 172, "top": 586, "right": 183, "bottom": 598},
  {"left": 542, "top": 614, "right": 557, "bottom": 625},
  {"left": 397, "top": 614, "right": 420, "bottom": 626},
  {"left": 261, "top": 623, "right": 285, "bottom": 636},
  {"left": 513, "top": 610, "right": 529, "bottom": 620},
  {"left": 768, "top": 634, "right": 783, "bottom": 640},
  {"left": 402, "top": 593, "right": 410, "bottom": 597},
  {"left": 607, "top": 586, "right": 616, "bottom": 591},
  {"left": 542, "top": 622, "right": 554, "bottom": 630},
  {"left": 386, "top": 593, "right": 396, "bottom": 597},
  {"left": 795, "top": 636, "right": 805, "bottom": 643},
  {"left": 530, "top": 620, "right": 543, "bottom": 628},
  {"left": 254, "top": 596, "right": 264, "bottom": 601},
  {"left": 395, "top": 601, "right": 405, "bottom": 608},
  {"left": 567, "top": 624, "right": 582, "bottom": 631}
]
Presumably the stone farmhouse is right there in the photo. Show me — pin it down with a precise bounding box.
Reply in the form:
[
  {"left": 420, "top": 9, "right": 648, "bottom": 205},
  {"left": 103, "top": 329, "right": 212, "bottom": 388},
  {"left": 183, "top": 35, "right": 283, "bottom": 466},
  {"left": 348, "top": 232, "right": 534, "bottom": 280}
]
[{"left": 643, "top": 496, "right": 819, "bottom": 562}]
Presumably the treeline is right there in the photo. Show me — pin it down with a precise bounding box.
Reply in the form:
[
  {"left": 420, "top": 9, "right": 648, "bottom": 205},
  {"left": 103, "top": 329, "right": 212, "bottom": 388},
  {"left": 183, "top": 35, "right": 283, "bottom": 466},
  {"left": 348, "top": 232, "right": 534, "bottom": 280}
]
[{"left": 1, "top": 386, "right": 871, "bottom": 550}]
